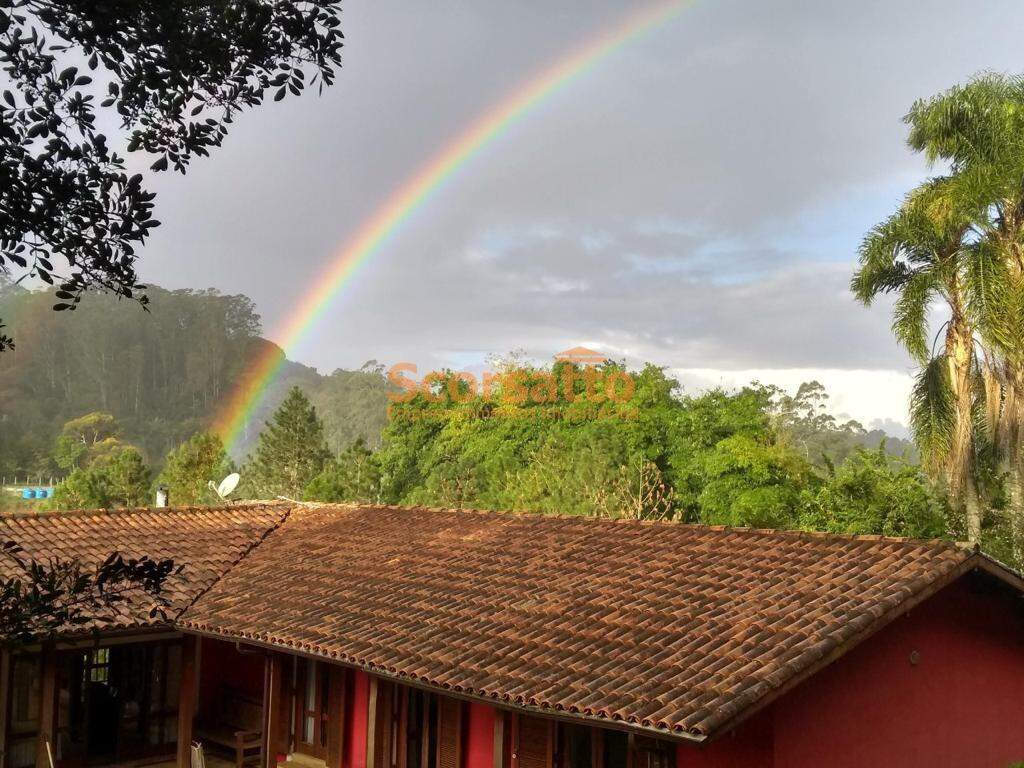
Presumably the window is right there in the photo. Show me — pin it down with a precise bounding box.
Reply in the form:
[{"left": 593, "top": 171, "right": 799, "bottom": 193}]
[
  {"left": 509, "top": 715, "right": 551, "bottom": 768},
  {"left": 146, "top": 643, "right": 182, "bottom": 747},
  {"left": 435, "top": 696, "right": 462, "bottom": 768},
  {"left": 10, "top": 655, "right": 41, "bottom": 731},
  {"left": 295, "top": 659, "right": 332, "bottom": 759},
  {"left": 388, "top": 685, "right": 401, "bottom": 768},
  {"left": 84, "top": 648, "right": 109, "bottom": 684},
  {"left": 304, "top": 663, "right": 317, "bottom": 744},
  {"left": 319, "top": 664, "right": 331, "bottom": 750},
  {"left": 8, "top": 654, "right": 42, "bottom": 768},
  {"left": 405, "top": 689, "right": 435, "bottom": 768}
]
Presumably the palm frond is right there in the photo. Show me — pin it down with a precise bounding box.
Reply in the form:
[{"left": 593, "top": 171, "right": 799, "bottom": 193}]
[
  {"left": 965, "top": 239, "right": 1013, "bottom": 350},
  {"left": 978, "top": 357, "right": 1005, "bottom": 446},
  {"left": 910, "top": 355, "right": 956, "bottom": 475},
  {"left": 892, "top": 270, "right": 940, "bottom": 362},
  {"left": 905, "top": 72, "right": 1024, "bottom": 169}
]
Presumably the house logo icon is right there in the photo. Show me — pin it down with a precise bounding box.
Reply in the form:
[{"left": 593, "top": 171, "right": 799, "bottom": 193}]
[{"left": 553, "top": 346, "right": 608, "bottom": 365}]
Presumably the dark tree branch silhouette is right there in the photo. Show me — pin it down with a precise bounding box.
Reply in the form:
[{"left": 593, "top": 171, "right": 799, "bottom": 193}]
[
  {"left": 0, "top": 539, "right": 180, "bottom": 646},
  {"left": 0, "top": 0, "right": 344, "bottom": 350}
]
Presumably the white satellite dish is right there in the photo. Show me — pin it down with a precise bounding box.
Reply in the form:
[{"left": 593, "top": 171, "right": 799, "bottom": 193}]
[{"left": 208, "top": 472, "right": 241, "bottom": 500}]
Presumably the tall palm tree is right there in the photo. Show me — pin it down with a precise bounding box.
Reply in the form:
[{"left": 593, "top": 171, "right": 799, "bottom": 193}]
[
  {"left": 905, "top": 74, "right": 1024, "bottom": 554},
  {"left": 852, "top": 179, "right": 986, "bottom": 541}
]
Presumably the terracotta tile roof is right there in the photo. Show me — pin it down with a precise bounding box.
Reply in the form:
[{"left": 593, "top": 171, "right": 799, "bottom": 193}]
[
  {"left": 178, "top": 504, "right": 983, "bottom": 740},
  {"left": 0, "top": 503, "right": 292, "bottom": 633}
]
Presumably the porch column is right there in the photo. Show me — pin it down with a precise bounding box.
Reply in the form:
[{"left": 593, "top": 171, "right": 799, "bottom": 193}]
[
  {"left": 0, "top": 648, "right": 10, "bottom": 768},
  {"left": 347, "top": 671, "right": 370, "bottom": 768},
  {"left": 365, "top": 677, "right": 381, "bottom": 768},
  {"left": 492, "top": 711, "right": 505, "bottom": 768},
  {"left": 34, "top": 648, "right": 56, "bottom": 768},
  {"left": 263, "top": 653, "right": 285, "bottom": 768},
  {"left": 326, "top": 667, "right": 345, "bottom": 768},
  {"left": 177, "top": 636, "right": 199, "bottom": 768}
]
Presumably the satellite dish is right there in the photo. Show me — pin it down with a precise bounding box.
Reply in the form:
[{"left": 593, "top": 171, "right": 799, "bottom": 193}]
[{"left": 208, "top": 472, "right": 241, "bottom": 500}]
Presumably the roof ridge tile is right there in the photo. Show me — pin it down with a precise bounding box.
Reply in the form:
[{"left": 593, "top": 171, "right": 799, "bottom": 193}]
[
  {"left": 301, "top": 502, "right": 964, "bottom": 551},
  {"left": 0, "top": 500, "right": 289, "bottom": 520}
]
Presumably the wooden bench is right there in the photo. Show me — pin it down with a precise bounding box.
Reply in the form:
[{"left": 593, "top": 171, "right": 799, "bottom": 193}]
[{"left": 194, "top": 688, "right": 264, "bottom": 768}]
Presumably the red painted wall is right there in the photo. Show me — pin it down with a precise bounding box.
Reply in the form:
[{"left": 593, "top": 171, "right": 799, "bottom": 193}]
[
  {"left": 345, "top": 670, "right": 370, "bottom": 768},
  {"left": 465, "top": 703, "right": 496, "bottom": 768},
  {"left": 676, "top": 573, "right": 1024, "bottom": 767},
  {"left": 676, "top": 710, "right": 774, "bottom": 767},
  {"left": 773, "top": 575, "right": 1024, "bottom": 768},
  {"left": 675, "top": 573, "right": 1019, "bottom": 765},
  {"left": 198, "top": 637, "right": 264, "bottom": 718}
]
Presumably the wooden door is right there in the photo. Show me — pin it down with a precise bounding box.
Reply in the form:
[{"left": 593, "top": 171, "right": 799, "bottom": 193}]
[
  {"left": 510, "top": 715, "right": 552, "bottom": 768},
  {"left": 294, "top": 660, "right": 330, "bottom": 759}
]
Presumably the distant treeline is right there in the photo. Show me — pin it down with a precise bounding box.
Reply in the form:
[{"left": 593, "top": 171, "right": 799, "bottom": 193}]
[{"left": 0, "top": 280, "right": 912, "bottom": 489}]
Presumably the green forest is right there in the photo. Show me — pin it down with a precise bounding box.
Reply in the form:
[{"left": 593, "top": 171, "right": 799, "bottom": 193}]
[
  {"left": 5, "top": 73, "right": 1024, "bottom": 570},
  {"left": 0, "top": 276, "right": 935, "bottom": 535},
  {"left": 0, "top": 276, "right": 920, "bottom": 525}
]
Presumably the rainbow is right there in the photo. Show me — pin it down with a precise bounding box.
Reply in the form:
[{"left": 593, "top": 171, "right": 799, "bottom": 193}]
[{"left": 214, "top": 0, "right": 694, "bottom": 452}]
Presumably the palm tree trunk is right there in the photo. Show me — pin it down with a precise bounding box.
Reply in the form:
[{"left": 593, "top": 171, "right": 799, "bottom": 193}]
[
  {"left": 1007, "top": 466, "right": 1024, "bottom": 564},
  {"left": 1002, "top": 376, "right": 1024, "bottom": 563},
  {"left": 947, "top": 320, "right": 981, "bottom": 541},
  {"left": 965, "top": 478, "right": 984, "bottom": 544}
]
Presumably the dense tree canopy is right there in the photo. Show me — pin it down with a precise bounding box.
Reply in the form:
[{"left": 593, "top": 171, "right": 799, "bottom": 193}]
[
  {"left": 300, "top": 362, "right": 945, "bottom": 546},
  {"left": 306, "top": 437, "right": 380, "bottom": 505},
  {"left": 0, "top": 0, "right": 344, "bottom": 351},
  {"left": 799, "top": 446, "right": 949, "bottom": 539},
  {"left": 50, "top": 445, "right": 151, "bottom": 509}
]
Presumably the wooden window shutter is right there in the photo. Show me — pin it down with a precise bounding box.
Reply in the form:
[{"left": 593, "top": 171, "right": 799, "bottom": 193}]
[
  {"left": 435, "top": 697, "right": 463, "bottom": 768},
  {"left": 394, "top": 686, "right": 408, "bottom": 768},
  {"left": 513, "top": 716, "right": 552, "bottom": 768}
]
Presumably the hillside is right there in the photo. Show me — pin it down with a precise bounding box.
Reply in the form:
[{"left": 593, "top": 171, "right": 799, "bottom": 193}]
[{"left": 0, "top": 283, "right": 391, "bottom": 475}]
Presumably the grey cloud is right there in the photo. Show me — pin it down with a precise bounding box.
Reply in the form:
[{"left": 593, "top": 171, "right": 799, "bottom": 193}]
[{"left": 130, "top": 0, "right": 1020, "bottom": 380}]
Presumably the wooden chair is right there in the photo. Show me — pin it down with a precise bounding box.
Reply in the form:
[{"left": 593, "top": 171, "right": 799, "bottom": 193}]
[{"left": 194, "top": 688, "right": 264, "bottom": 768}]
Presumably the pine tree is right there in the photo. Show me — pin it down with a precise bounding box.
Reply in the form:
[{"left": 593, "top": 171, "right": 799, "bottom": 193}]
[
  {"left": 306, "top": 438, "right": 381, "bottom": 503},
  {"left": 106, "top": 448, "right": 152, "bottom": 507},
  {"left": 245, "top": 387, "right": 331, "bottom": 499},
  {"left": 157, "top": 433, "right": 234, "bottom": 505}
]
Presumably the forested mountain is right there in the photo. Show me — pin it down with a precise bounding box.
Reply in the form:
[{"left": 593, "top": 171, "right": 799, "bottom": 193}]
[{"left": 0, "top": 283, "right": 390, "bottom": 476}]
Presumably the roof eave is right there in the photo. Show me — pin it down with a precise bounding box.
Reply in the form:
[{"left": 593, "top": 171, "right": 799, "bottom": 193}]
[
  {"left": 178, "top": 624, "right": 709, "bottom": 745},
  {"left": 700, "top": 550, "right": 1022, "bottom": 743}
]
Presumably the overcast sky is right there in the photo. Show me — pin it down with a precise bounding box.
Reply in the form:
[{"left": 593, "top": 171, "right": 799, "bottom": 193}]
[{"left": 136, "top": 0, "right": 1024, "bottom": 433}]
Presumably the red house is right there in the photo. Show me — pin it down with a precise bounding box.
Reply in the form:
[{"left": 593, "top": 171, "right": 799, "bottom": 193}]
[{"left": 2, "top": 502, "right": 1023, "bottom": 768}]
